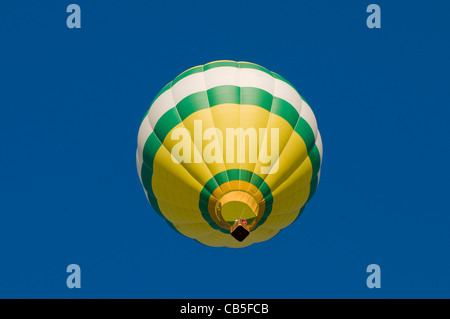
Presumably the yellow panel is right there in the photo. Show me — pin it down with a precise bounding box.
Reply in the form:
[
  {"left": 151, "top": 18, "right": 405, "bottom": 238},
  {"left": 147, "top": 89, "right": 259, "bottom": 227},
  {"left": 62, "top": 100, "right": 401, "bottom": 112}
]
[
  {"left": 161, "top": 122, "right": 224, "bottom": 197},
  {"left": 152, "top": 145, "right": 204, "bottom": 208},
  {"left": 263, "top": 133, "right": 310, "bottom": 194},
  {"left": 271, "top": 157, "right": 313, "bottom": 209},
  {"left": 246, "top": 112, "right": 296, "bottom": 192},
  {"left": 208, "top": 104, "right": 274, "bottom": 176},
  {"left": 182, "top": 108, "right": 230, "bottom": 194}
]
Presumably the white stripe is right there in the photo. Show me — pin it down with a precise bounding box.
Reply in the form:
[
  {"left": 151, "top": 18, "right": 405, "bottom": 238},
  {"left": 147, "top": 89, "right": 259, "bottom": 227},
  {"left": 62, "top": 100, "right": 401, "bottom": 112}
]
[
  {"left": 148, "top": 88, "right": 176, "bottom": 130},
  {"left": 136, "top": 149, "right": 143, "bottom": 184},
  {"left": 143, "top": 188, "right": 150, "bottom": 204},
  {"left": 315, "top": 132, "right": 323, "bottom": 184},
  {"left": 316, "top": 131, "right": 323, "bottom": 165},
  {"left": 171, "top": 72, "right": 206, "bottom": 105},
  {"left": 239, "top": 68, "right": 275, "bottom": 95},
  {"left": 136, "top": 115, "right": 153, "bottom": 166},
  {"left": 204, "top": 66, "right": 240, "bottom": 89},
  {"left": 299, "top": 100, "right": 318, "bottom": 139}
]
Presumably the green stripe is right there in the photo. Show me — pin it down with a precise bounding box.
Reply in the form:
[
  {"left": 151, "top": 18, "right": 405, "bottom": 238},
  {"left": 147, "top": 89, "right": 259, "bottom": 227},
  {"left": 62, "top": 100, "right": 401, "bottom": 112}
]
[
  {"left": 239, "top": 170, "right": 253, "bottom": 183},
  {"left": 215, "top": 171, "right": 229, "bottom": 186},
  {"left": 308, "top": 174, "right": 319, "bottom": 202},
  {"left": 309, "top": 144, "right": 321, "bottom": 177},
  {"left": 307, "top": 144, "right": 321, "bottom": 202},
  {"left": 226, "top": 169, "right": 240, "bottom": 181},
  {"left": 176, "top": 91, "right": 210, "bottom": 121},
  {"left": 140, "top": 160, "right": 154, "bottom": 197},
  {"left": 153, "top": 107, "right": 181, "bottom": 143},
  {"left": 142, "top": 133, "right": 161, "bottom": 170},
  {"left": 241, "top": 87, "right": 273, "bottom": 111},
  {"left": 271, "top": 97, "right": 299, "bottom": 129},
  {"left": 202, "top": 176, "right": 220, "bottom": 195},
  {"left": 207, "top": 85, "right": 240, "bottom": 105},
  {"left": 295, "top": 117, "right": 316, "bottom": 154},
  {"left": 248, "top": 172, "right": 265, "bottom": 194}
]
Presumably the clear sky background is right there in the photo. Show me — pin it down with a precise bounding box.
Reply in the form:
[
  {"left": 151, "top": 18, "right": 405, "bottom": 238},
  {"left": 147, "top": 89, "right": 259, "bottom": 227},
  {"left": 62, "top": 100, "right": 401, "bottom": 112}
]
[{"left": 1, "top": 0, "right": 449, "bottom": 298}]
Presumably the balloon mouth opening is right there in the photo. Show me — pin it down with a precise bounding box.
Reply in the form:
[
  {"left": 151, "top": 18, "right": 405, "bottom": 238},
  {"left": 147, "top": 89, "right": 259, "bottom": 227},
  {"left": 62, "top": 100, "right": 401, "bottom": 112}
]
[{"left": 214, "top": 191, "right": 259, "bottom": 240}]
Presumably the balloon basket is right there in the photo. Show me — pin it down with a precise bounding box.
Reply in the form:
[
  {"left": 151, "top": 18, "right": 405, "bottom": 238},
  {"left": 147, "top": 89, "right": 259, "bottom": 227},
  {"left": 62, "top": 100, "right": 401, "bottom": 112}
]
[{"left": 230, "top": 219, "right": 250, "bottom": 242}]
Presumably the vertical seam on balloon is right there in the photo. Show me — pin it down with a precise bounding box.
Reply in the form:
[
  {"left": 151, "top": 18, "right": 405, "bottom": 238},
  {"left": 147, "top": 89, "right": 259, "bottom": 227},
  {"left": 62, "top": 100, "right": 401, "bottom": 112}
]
[
  {"left": 201, "top": 65, "right": 231, "bottom": 187},
  {"left": 244, "top": 72, "right": 276, "bottom": 195}
]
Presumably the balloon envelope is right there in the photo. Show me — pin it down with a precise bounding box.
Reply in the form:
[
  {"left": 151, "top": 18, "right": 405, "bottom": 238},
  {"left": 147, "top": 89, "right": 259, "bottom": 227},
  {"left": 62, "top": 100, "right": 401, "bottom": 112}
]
[{"left": 136, "top": 60, "right": 323, "bottom": 247}]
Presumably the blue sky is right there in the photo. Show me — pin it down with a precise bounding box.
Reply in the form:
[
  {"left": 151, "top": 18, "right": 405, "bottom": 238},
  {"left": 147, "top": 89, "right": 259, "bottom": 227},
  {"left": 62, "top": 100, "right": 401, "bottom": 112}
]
[{"left": 0, "top": 0, "right": 449, "bottom": 298}]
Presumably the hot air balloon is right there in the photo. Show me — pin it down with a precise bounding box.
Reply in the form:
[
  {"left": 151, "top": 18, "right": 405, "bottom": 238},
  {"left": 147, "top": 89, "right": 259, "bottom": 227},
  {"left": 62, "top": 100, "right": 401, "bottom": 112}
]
[{"left": 136, "top": 60, "right": 322, "bottom": 248}]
